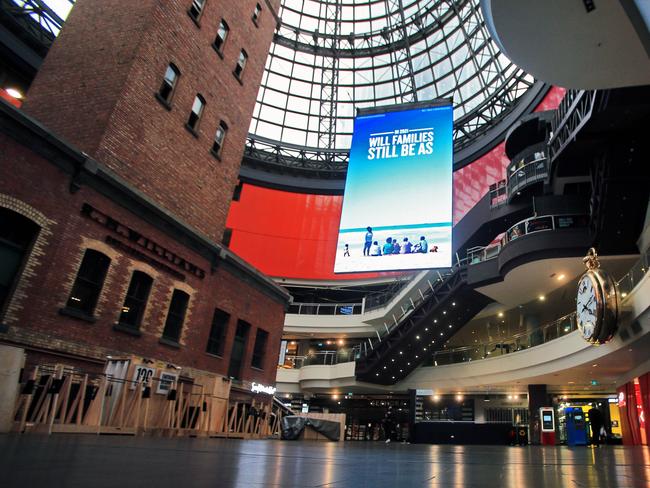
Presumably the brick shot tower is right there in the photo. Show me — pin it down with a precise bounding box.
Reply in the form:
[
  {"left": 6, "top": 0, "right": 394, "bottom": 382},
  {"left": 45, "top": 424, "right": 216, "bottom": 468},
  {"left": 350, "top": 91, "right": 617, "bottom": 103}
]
[{"left": 23, "top": 0, "right": 279, "bottom": 243}]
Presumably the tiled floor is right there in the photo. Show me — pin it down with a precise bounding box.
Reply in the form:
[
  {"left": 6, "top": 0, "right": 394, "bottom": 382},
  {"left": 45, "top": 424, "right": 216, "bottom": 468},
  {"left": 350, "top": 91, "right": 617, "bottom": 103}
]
[{"left": 1, "top": 435, "right": 648, "bottom": 487}]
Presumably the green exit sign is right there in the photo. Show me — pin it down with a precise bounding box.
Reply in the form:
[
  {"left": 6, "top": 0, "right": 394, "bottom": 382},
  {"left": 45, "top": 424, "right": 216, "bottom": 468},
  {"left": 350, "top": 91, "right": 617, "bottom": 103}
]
[{"left": 591, "top": 380, "right": 599, "bottom": 386}]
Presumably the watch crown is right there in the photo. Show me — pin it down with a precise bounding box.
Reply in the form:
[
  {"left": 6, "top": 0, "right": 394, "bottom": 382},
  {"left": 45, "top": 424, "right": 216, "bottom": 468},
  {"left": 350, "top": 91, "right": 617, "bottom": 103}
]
[{"left": 583, "top": 247, "right": 600, "bottom": 270}]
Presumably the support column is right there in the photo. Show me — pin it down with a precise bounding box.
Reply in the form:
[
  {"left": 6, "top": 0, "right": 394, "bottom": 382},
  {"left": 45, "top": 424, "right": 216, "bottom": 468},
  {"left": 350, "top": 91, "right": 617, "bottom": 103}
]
[
  {"left": 528, "top": 384, "right": 548, "bottom": 445},
  {"left": 0, "top": 345, "right": 24, "bottom": 432}
]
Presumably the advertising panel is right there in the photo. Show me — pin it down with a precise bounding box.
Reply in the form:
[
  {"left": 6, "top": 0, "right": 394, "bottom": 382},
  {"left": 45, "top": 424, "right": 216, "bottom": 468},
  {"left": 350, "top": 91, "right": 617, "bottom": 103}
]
[{"left": 334, "top": 102, "right": 453, "bottom": 273}]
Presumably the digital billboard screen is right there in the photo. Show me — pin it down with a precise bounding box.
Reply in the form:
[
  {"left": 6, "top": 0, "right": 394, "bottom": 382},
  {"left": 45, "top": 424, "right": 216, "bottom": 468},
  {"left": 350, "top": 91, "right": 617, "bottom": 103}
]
[{"left": 334, "top": 102, "right": 453, "bottom": 273}]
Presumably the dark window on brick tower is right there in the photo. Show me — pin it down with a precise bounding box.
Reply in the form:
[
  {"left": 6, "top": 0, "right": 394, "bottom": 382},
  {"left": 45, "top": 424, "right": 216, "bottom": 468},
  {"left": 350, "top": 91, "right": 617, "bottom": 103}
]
[
  {"left": 206, "top": 308, "right": 230, "bottom": 356},
  {"left": 118, "top": 271, "right": 153, "bottom": 330},
  {"left": 234, "top": 50, "right": 248, "bottom": 79},
  {"left": 187, "top": 94, "right": 205, "bottom": 132},
  {"left": 189, "top": 0, "right": 207, "bottom": 22},
  {"left": 213, "top": 19, "right": 229, "bottom": 54},
  {"left": 232, "top": 181, "right": 243, "bottom": 201},
  {"left": 222, "top": 228, "right": 232, "bottom": 247},
  {"left": 162, "top": 290, "right": 190, "bottom": 343},
  {"left": 66, "top": 249, "right": 111, "bottom": 316},
  {"left": 252, "top": 3, "right": 262, "bottom": 25},
  {"left": 228, "top": 320, "right": 250, "bottom": 380},
  {"left": 0, "top": 208, "right": 39, "bottom": 315},
  {"left": 158, "top": 64, "right": 180, "bottom": 104},
  {"left": 251, "top": 328, "right": 269, "bottom": 369},
  {"left": 212, "top": 121, "right": 228, "bottom": 158}
]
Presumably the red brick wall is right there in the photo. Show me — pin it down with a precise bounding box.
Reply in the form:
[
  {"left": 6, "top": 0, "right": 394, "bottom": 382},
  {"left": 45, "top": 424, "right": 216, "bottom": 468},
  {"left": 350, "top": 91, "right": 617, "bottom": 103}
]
[
  {"left": 0, "top": 133, "right": 285, "bottom": 387},
  {"left": 22, "top": 0, "right": 280, "bottom": 244}
]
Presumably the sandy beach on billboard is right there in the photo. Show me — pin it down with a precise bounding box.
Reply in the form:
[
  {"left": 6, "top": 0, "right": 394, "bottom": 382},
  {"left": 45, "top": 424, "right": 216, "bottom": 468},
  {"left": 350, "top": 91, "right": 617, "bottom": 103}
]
[
  {"left": 334, "top": 248, "right": 452, "bottom": 273},
  {"left": 333, "top": 225, "right": 452, "bottom": 273}
]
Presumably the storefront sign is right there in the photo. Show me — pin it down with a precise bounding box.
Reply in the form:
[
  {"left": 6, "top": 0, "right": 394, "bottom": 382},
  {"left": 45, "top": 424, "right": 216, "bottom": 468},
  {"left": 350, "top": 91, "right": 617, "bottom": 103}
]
[
  {"left": 156, "top": 372, "right": 179, "bottom": 395},
  {"left": 81, "top": 203, "right": 206, "bottom": 279},
  {"left": 251, "top": 382, "right": 276, "bottom": 395},
  {"left": 130, "top": 365, "right": 156, "bottom": 390}
]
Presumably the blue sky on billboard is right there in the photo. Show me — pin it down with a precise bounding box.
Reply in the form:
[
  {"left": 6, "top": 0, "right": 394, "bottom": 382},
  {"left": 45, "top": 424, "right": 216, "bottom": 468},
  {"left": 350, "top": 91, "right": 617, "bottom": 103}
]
[{"left": 334, "top": 103, "right": 453, "bottom": 273}]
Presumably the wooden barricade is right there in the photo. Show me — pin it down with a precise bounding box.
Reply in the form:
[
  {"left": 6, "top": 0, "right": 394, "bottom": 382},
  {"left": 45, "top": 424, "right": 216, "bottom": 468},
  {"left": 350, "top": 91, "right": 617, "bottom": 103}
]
[{"left": 10, "top": 360, "right": 281, "bottom": 439}]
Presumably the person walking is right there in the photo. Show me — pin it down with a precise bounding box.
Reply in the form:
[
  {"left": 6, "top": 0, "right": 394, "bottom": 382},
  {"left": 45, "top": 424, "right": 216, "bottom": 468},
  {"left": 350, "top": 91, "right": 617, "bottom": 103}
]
[
  {"left": 382, "top": 407, "right": 395, "bottom": 443},
  {"left": 588, "top": 406, "right": 605, "bottom": 446}
]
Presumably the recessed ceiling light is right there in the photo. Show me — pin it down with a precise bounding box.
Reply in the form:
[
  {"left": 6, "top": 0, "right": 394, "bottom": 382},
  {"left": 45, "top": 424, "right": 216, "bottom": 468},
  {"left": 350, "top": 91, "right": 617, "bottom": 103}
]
[
  {"left": 5, "top": 87, "right": 23, "bottom": 99},
  {"left": 452, "top": 302, "right": 456, "bottom": 306},
  {"left": 416, "top": 335, "right": 420, "bottom": 340},
  {"left": 498, "top": 312, "right": 504, "bottom": 317},
  {"left": 557, "top": 274, "right": 566, "bottom": 281},
  {"left": 539, "top": 295, "right": 545, "bottom": 301},
  {"left": 622, "top": 292, "right": 628, "bottom": 298},
  {"left": 434, "top": 319, "right": 438, "bottom": 323}
]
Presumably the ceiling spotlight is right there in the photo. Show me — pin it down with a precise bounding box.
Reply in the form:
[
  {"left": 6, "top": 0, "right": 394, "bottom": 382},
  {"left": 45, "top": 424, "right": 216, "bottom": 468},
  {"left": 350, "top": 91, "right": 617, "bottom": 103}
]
[
  {"left": 391, "top": 358, "right": 395, "bottom": 362},
  {"left": 452, "top": 302, "right": 456, "bottom": 306},
  {"left": 434, "top": 319, "right": 438, "bottom": 323},
  {"left": 621, "top": 292, "right": 627, "bottom": 298},
  {"left": 443, "top": 311, "right": 447, "bottom": 315},
  {"left": 513, "top": 394, "right": 519, "bottom": 400},
  {"left": 538, "top": 295, "right": 545, "bottom": 301},
  {"left": 5, "top": 87, "right": 23, "bottom": 99},
  {"left": 433, "top": 394, "right": 440, "bottom": 401},
  {"left": 399, "top": 351, "right": 403, "bottom": 355},
  {"left": 508, "top": 395, "right": 513, "bottom": 400},
  {"left": 425, "top": 327, "right": 429, "bottom": 331},
  {"left": 332, "top": 394, "right": 339, "bottom": 400},
  {"left": 416, "top": 335, "right": 420, "bottom": 340},
  {"left": 557, "top": 274, "right": 566, "bottom": 281},
  {"left": 456, "top": 394, "right": 463, "bottom": 402},
  {"left": 440, "top": 332, "right": 443, "bottom": 336},
  {"left": 448, "top": 325, "right": 452, "bottom": 328},
  {"left": 498, "top": 312, "right": 504, "bottom": 318},
  {"left": 376, "top": 373, "right": 379, "bottom": 376}
]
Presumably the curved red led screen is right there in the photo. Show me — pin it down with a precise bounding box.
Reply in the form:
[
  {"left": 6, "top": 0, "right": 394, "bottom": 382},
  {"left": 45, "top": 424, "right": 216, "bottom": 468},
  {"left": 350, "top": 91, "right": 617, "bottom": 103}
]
[{"left": 226, "top": 87, "right": 566, "bottom": 280}]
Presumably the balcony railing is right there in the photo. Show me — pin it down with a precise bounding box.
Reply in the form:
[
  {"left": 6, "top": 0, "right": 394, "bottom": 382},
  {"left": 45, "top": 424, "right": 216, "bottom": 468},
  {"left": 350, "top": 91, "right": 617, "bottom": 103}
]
[
  {"left": 616, "top": 245, "right": 650, "bottom": 298},
  {"left": 428, "top": 312, "right": 577, "bottom": 366},
  {"left": 280, "top": 349, "right": 360, "bottom": 369},
  {"left": 287, "top": 302, "right": 363, "bottom": 316},
  {"left": 506, "top": 145, "right": 548, "bottom": 198}
]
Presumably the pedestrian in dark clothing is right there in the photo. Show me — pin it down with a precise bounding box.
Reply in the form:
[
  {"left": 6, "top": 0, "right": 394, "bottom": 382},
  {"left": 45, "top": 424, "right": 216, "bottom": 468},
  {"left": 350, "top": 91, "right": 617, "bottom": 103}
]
[
  {"left": 588, "top": 407, "right": 605, "bottom": 446},
  {"left": 383, "top": 407, "right": 395, "bottom": 444}
]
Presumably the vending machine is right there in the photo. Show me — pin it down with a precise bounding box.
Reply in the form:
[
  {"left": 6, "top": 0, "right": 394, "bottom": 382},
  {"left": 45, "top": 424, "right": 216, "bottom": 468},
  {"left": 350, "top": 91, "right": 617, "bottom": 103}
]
[
  {"left": 565, "top": 407, "right": 588, "bottom": 446},
  {"left": 539, "top": 407, "right": 556, "bottom": 445}
]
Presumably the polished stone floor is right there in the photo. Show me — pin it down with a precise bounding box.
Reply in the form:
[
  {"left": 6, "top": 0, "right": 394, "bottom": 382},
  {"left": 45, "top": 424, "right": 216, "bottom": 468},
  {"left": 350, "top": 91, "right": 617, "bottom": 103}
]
[{"left": 1, "top": 435, "right": 649, "bottom": 487}]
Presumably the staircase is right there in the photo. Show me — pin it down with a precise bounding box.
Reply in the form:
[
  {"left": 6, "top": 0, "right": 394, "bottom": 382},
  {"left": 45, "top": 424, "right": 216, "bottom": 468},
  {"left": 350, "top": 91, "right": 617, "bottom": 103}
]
[{"left": 355, "top": 266, "right": 492, "bottom": 385}]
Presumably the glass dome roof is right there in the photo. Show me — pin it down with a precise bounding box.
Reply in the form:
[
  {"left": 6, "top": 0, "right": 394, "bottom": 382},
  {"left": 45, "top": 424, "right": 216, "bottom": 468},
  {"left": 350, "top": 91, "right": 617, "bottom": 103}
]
[{"left": 248, "top": 0, "right": 536, "bottom": 158}]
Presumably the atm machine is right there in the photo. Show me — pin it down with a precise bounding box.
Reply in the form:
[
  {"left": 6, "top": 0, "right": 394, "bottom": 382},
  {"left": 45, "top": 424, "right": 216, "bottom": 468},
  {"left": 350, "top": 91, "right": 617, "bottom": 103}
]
[
  {"left": 565, "top": 407, "right": 588, "bottom": 446},
  {"left": 539, "top": 407, "right": 556, "bottom": 445}
]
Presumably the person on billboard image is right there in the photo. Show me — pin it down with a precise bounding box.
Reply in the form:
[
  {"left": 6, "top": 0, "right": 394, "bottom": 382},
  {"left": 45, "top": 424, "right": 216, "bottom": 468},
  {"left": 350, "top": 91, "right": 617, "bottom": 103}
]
[
  {"left": 430, "top": 245, "right": 439, "bottom": 253},
  {"left": 402, "top": 237, "right": 412, "bottom": 254},
  {"left": 383, "top": 237, "right": 394, "bottom": 256},
  {"left": 370, "top": 241, "right": 382, "bottom": 256},
  {"left": 363, "top": 227, "right": 373, "bottom": 256},
  {"left": 343, "top": 244, "right": 350, "bottom": 257},
  {"left": 392, "top": 239, "right": 401, "bottom": 254},
  {"left": 413, "top": 236, "right": 428, "bottom": 253}
]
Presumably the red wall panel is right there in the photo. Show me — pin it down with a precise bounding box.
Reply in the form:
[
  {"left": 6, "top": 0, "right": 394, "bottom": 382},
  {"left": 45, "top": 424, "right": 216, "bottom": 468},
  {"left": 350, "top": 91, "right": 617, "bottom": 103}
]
[{"left": 226, "top": 87, "right": 566, "bottom": 280}]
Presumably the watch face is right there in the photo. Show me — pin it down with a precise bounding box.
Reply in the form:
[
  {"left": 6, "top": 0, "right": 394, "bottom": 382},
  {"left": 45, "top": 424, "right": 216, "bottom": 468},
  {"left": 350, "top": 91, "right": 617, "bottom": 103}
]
[{"left": 576, "top": 274, "right": 599, "bottom": 340}]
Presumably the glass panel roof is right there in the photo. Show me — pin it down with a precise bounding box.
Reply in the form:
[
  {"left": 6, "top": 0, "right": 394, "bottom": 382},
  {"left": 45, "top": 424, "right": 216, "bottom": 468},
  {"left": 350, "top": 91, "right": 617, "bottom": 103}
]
[{"left": 250, "top": 0, "right": 535, "bottom": 152}]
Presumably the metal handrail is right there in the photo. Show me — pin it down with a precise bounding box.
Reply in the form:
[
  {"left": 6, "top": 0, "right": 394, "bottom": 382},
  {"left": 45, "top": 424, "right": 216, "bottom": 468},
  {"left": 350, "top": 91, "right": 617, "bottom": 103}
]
[
  {"left": 615, "top": 246, "right": 650, "bottom": 298},
  {"left": 501, "top": 213, "right": 588, "bottom": 245},
  {"left": 287, "top": 302, "right": 363, "bottom": 316},
  {"left": 280, "top": 348, "right": 361, "bottom": 369},
  {"left": 430, "top": 312, "right": 577, "bottom": 366}
]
